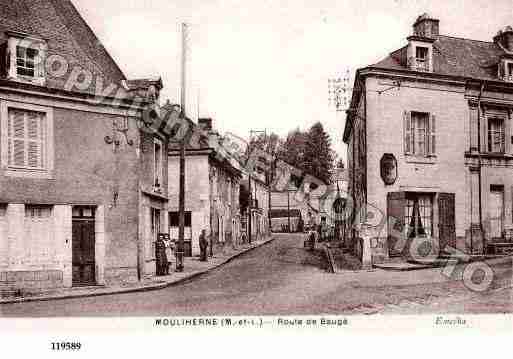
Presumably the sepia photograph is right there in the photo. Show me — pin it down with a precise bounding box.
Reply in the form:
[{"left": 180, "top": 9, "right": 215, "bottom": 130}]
[{"left": 0, "top": 0, "right": 512, "bottom": 354}]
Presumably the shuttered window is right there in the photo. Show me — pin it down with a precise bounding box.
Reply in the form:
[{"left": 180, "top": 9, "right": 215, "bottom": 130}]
[
  {"left": 7, "top": 108, "right": 46, "bottom": 170},
  {"left": 487, "top": 117, "right": 505, "bottom": 153},
  {"left": 404, "top": 111, "right": 436, "bottom": 156}
]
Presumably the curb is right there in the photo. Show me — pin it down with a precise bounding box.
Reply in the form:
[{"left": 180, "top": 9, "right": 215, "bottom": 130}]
[
  {"left": 373, "top": 255, "right": 512, "bottom": 272},
  {"left": 0, "top": 236, "right": 276, "bottom": 305}
]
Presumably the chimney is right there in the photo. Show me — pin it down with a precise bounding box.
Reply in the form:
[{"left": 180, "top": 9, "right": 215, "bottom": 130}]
[
  {"left": 198, "top": 118, "right": 213, "bottom": 131},
  {"left": 494, "top": 26, "right": 513, "bottom": 53},
  {"left": 412, "top": 13, "right": 439, "bottom": 39}
]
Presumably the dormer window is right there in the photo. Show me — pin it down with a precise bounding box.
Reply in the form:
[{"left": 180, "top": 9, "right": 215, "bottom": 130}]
[
  {"left": 415, "top": 46, "right": 429, "bottom": 70},
  {"left": 499, "top": 59, "right": 513, "bottom": 82},
  {"left": 2, "top": 31, "right": 47, "bottom": 86},
  {"left": 407, "top": 40, "right": 433, "bottom": 73},
  {"left": 16, "top": 46, "right": 39, "bottom": 78},
  {"left": 415, "top": 46, "right": 429, "bottom": 67}
]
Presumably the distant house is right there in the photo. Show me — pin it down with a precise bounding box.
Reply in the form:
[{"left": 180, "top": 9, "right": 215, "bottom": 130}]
[
  {"left": 240, "top": 169, "right": 270, "bottom": 241},
  {"left": 269, "top": 208, "right": 302, "bottom": 232},
  {"left": 0, "top": 0, "right": 169, "bottom": 295},
  {"left": 168, "top": 118, "right": 243, "bottom": 256},
  {"left": 344, "top": 13, "right": 513, "bottom": 264}
]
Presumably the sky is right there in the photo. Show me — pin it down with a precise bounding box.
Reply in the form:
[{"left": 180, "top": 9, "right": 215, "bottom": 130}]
[{"left": 72, "top": 0, "right": 513, "bottom": 164}]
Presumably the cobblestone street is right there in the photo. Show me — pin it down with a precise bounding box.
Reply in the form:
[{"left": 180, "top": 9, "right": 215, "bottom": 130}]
[{"left": 1, "top": 234, "right": 511, "bottom": 317}]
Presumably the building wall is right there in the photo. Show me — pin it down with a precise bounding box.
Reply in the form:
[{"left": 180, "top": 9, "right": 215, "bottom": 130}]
[
  {"left": 168, "top": 155, "right": 210, "bottom": 256},
  {"left": 364, "top": 76, "right": 469, "bottom": 259},
  {"left": 210, "top": 162, "right": 241, "bottom": 247},
  {"left": 346, "top": 88, "right": 366, "bottom": 251},
  {"left": 0, "top": 95, "right": 141, "bottom": 291}
]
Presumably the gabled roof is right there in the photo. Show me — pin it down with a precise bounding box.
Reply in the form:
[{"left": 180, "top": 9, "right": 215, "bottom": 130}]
[
  {"left": 0, "top": 0, "right": 126, "bottom": 93},
  {"left": 344, "top": 33, "right": 511, "bottom": 144},
  {"left": 371, "top": 35, "right": 505, "bottom": 81}
]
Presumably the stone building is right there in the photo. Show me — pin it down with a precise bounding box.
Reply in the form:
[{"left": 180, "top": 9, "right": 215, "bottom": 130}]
[
  {"left": 344, "top": 13, "right": 513, "bottom": 264},
  {"left": 0, "top": 0, "right": 169, "bottom": 295},
  {"left": 168, "top": 118, "right": 242, "bottom": 256},
  {"left": 242, "top": 171, "right": 270, "bottom": 241}
]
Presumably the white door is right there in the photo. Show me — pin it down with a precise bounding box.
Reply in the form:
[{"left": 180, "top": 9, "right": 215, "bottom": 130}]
[{"left": 489, "top": 190, "right": 504, "bottom": 240}]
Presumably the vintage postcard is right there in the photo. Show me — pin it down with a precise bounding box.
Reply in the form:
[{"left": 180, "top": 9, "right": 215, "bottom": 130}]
[{"left": 0, "top": 0, "right": 512, "bottom": 355}]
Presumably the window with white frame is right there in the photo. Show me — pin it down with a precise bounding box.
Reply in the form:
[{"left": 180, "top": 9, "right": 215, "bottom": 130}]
[
  {"left": 488, "top": 117, "right": 505, "bottom": 153},
  {"left": 7, "top": 108, "right": 46, "bottom": 169},
  {"left": 153, "top": 139, "right": 163, "bottom": 190},
  {"left": 404, "top": 111, "right": 436, "bottom": 157},
  {"left": 5, "top": 32, "right": 47, "bottom": 85},
  {"left": 1, "top": 102, "right": 53, "bottom": 177},
  {"left": 16, "top": 46, "right": 39, "bottom": 78}
]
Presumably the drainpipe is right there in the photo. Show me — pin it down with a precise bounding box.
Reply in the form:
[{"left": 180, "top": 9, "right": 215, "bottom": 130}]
[{"left": 477, "top": 81, "right": 486, "bottom": 254}]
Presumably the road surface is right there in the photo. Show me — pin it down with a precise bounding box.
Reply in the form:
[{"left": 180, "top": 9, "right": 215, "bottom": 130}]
[{"left": 1, "top": 233, "right": 511, "bottom": 316}]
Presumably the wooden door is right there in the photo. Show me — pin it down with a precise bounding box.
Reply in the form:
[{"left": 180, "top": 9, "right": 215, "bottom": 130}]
[
  {"left": 387, "top": 192, "right": 406, "bottom": 256},
  {"left": 438, "top": 193, "right": 456, "bottom": 251},
  {"left": 72, "top": 218, "right": 96, "bottom": 286}
]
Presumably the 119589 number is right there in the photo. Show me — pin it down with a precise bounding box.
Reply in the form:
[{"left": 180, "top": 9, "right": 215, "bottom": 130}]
[{"left": 51, "top": 342, "right": 82, "bottom": 351}]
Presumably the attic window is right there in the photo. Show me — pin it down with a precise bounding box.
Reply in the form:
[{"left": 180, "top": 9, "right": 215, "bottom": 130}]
[
  {"left": 407, "top": 41, "right": 432, "bottom": 73},
  {"left": 16, "top": 46, "right": 39, "bottom": 77},
  {"left": 415, "top": 46, "right": 429, "bottom": 71},
  {"left": 4, "top": 32, "right": 47, "bottom": 86}
]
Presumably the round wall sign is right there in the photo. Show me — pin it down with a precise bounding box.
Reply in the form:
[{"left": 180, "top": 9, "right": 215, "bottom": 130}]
[{"left": 380, "top": 153, "right": 397, "bottom": 185}]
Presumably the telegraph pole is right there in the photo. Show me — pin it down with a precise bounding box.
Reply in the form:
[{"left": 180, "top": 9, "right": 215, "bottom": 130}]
[
  {"left": 287, "top": 186, "right": 291, "bottom": 232},
  {"left": 176, "top": 22, "right": 188, "bottom": 272},
  {"left": 248, "top": 175, "right": 252, "bottom": 244}
]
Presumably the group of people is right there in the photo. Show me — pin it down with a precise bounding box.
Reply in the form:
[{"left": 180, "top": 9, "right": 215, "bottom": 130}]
[{"left": 155, "top": 230, "right": 210, "bottom": 276}]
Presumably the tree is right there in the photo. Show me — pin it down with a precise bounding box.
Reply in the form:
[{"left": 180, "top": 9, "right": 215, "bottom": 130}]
[
  {"left": 276, "top": 128, "right": 307, "bottom": 169},
  {"left": 302, "top": 122, "right": 335, "bottom": 184}
]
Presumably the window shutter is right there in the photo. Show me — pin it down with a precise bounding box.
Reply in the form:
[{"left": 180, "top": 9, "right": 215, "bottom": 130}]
[
  {"left": 438, "top": 193, "right": 456, "bottom": 251},
  {"left": 404, "top": 111, "right": 412, "bottom": 154},
  {"left": 27, "top": 112, "right": 43, "bottom": 168},
  {"left": 0, "top": 42, "right": 7, "bottom": 78},
  {"left": 35, "top": 50, "right": 44, "bottom": 78},
  {"left": 429, "top": 114, "right": 436, "bottom": 155},
  {"left": 8, "top": 109, "right": 26, "bottom": 167},
  {"left": 387, "top": 191, "right": 406, "bottom": 256}
]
